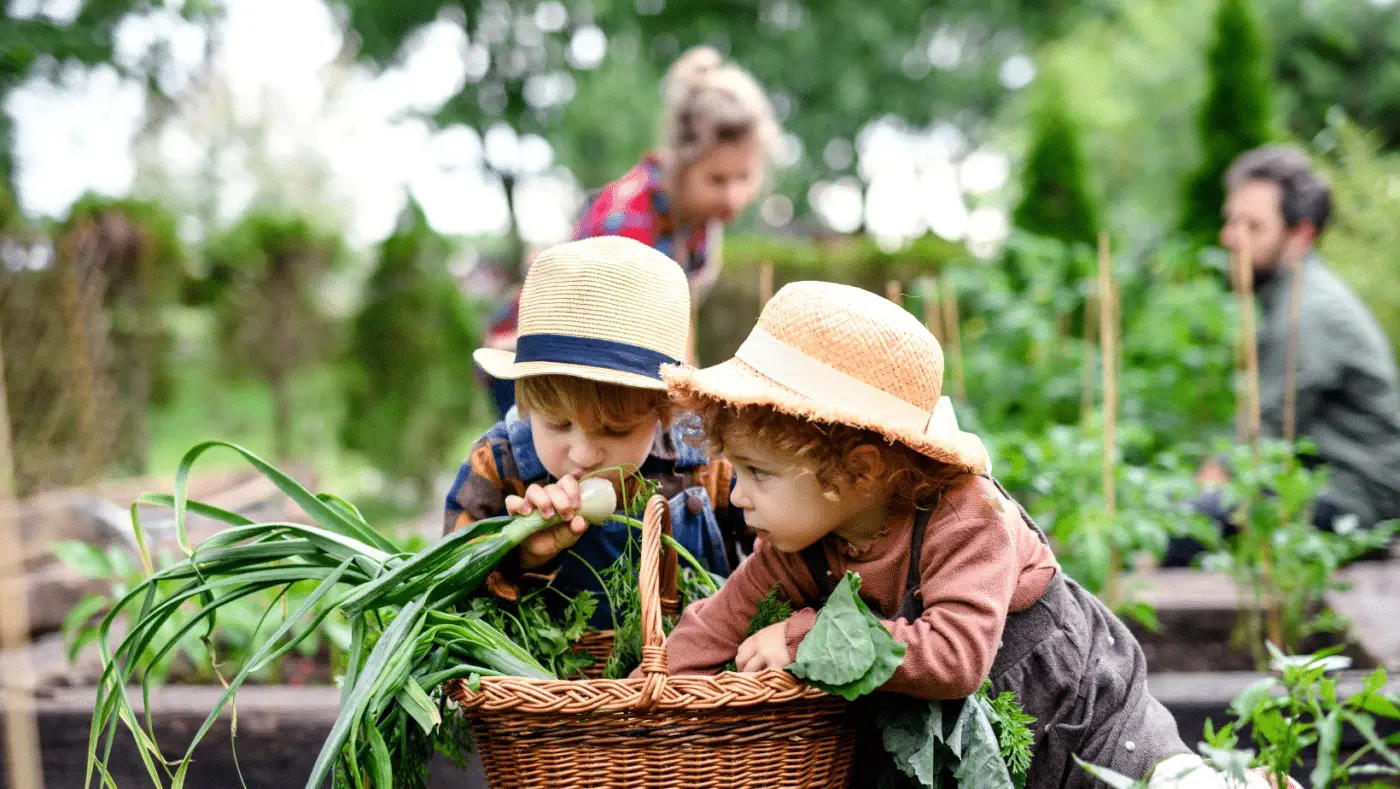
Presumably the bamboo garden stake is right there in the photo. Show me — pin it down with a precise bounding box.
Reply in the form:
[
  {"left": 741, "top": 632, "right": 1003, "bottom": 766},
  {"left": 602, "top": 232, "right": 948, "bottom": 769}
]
[
  {"left": 758, "top": 262, "right": 774, "bottom": 308},
  {"left": 924, "top": 277, "right": 945, "bottom": 342},
  {"left": 1282, "top": 251, "right": 1304, "bottom": 444},
  {"left": 1232, "top": 235, "right": 1283, "bottom": 650},
  {"left": 1237, "top": 236, "right": 1262, "bottom": 448},
  {"left": 940, "top": 279, "right": 967, "bottom": 401},
  {"left": 1081, "top": 280, "right": 1099, "bottom": 426},
  {"left": 885, "top": 279, "right": 902, "bottom": 307},
  {"left": 1097, "top": 232, "right": 1121, "bottom": 609},
  {"left": 0, "top": 319, "right": 46, "bottom": 789}
]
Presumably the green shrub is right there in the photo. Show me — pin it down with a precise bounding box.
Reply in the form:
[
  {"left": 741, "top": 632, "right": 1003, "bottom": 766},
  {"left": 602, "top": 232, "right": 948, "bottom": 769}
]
[
  {"left": 1013, "top": 75, "right": 1101, "bottom": 247},
  {"left": 1180, "top": 0, "right": 1274, "bottom": 243},
  {"left": 340, "top": 203, "right": 480, "bottom": 500}
]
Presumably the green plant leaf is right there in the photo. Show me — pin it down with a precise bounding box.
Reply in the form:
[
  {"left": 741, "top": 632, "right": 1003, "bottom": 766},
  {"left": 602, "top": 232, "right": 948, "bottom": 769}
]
[
  {"left": 880, "top": 697, "right": 948, "bottom": 787},
  {"left": 62, "top": 595, "right": 110, "bottom": 661},
  {"left": 1230, "top": 677, "right": 1278, "bottom": 721},
  {"left": 1345, "top": 712, "right": 1400, "bottom": 769},
  {"left": 1253, "top": 709, "right": 1288, "bottom": 744},
  {"left": 364, "top": 716, "right": 394, "bottom": 789},
  {"left": 396, "top": 680, "right": 442, "bottom": 735},
  {"left": 53, "top": 540, "right": 111, "bottom": 579},
  {"left": 1356, "top": 693, "right": 1400, "bottom": 720},
  {"left": 1073, "top": 756, "right": 1147, "bottom": 789},
  {"left": 1365, "top": 667, "right": 1388, "bottom": 696},
  {"left": 952, "top": 696, "right": 1016, "bottom": 789},
  {"left": 1310, "top": 710, "right": 1340, "bottom": 789},
  {"left": 789, "top": 572, "right": 877, "bottom": 686},
  {"left": 1198, "top": 743, "right": 1256, "bottom": 786}
]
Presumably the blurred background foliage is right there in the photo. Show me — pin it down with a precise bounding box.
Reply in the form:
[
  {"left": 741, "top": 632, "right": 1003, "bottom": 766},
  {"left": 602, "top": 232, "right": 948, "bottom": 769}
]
[{"left": 1, "top": 0, "right": 1398, "bottom": 586}]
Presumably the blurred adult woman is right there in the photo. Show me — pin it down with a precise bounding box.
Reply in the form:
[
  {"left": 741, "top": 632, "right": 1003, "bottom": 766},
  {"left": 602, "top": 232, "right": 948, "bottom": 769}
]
[{"left": 480, "top": 46, "right": 778, "bottom": 417}]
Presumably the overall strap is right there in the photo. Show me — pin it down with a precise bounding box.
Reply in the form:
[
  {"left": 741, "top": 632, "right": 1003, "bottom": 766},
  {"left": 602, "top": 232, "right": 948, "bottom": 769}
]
[
  {"left": 895, "top": 507, "right": 934, "bottom": 622},
  {"left": 799, "top": 542, "right": 838, "bottom": 605},
  {"left": 801, "top": 507, "right": 934, "bottom": 616},
  {"left": 502, "top": 406, "right": 548, "bottom": 484},
  {"left": 668, "top": 412, "right": 709, "bottom": 471}
]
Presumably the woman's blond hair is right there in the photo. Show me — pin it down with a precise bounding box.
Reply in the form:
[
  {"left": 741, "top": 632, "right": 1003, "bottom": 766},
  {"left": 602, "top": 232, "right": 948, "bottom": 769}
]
[{"left": 659, "top": 46, "right": 778, "bottom": 173}]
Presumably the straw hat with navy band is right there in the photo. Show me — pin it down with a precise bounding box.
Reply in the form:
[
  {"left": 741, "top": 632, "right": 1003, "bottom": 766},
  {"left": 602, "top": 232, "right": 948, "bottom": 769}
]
[
  {"left": 663, "top": 280, "right": 990, "bottom": 474},
  {"left": 473, "top": 236, "right": 691, "bottom": 389}
]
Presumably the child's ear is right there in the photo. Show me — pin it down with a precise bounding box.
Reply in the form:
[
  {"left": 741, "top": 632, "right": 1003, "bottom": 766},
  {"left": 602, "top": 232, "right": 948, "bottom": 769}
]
[{"left": 846, "top": 444, "right": 887, "bottom": 492}]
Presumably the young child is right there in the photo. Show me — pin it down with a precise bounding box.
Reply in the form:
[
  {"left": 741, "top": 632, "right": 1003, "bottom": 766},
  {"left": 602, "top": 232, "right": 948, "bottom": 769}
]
[
  {"left": 445, "top": 236, "right": 747, "bottom": 626},
  {"left": 660, "top": 281, "right": 1287, "bottom": 789}
]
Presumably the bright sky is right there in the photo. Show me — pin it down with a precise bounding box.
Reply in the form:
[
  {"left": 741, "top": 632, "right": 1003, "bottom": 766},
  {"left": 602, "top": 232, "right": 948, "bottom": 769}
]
[{"left": 5, "top": 0, "right": 1014, "bottom": 253}]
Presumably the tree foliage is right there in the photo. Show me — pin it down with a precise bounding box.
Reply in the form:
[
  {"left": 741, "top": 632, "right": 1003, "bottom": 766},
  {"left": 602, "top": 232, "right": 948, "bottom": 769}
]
[
  {"left": 203, "top": 210, "right": 343, "bottom": 461},
  {"left": 0, "top": 0, "right": 221, "bottom": 190},
  {"left": 1179, "top": 0, "right": 1274, "bottom": 243},
  {"left": 1268, "top": 0, "right": 1400, "bottom": 149},
  {"left": 340, "top": 201, "right": 479, "bottom": 498},
  {"left": 1012, "top": 75, "right": 1100, "bottom": 246},
  {"left": 60, "top": 195, "right": 186, "bottom": 473},
  {"left": 1313, "top": 115, "right": 1400, "bottom": 358},
  {"left": 331, "top": 0, "right": 1095, "bottom": 215}
]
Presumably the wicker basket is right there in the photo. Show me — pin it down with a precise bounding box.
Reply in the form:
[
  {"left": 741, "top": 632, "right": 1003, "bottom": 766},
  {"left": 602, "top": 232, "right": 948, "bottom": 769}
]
[{"left": 448, "top": 495, "right": 856, "bottom": 789}]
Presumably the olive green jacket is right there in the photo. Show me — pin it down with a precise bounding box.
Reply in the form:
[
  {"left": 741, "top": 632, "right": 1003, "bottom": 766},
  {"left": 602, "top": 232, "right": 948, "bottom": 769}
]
[{"left": 1255, "top": 255, "right": 1400, "bottom": 524}]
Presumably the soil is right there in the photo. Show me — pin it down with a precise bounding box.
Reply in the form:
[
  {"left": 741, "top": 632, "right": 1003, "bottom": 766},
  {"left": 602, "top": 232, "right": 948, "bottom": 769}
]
[
  {"left": 163, "top": 643, "right": 338, "bottom": 686},
  {"left": 1128, "top": 607, "right": 1377, "bottom": 673}
]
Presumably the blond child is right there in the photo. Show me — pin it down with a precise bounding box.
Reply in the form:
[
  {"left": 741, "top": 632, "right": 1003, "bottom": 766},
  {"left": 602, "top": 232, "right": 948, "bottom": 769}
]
[
  {"left": 660, "top": 281, "right": 1287, "bottom": 789},
  {"left": 445, "top": 236, "right": 746, "bottom": 626}
]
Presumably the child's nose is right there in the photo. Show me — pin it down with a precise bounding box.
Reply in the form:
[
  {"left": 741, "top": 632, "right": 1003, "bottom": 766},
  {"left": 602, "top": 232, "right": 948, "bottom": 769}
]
[
  {"left": 729, "top": 481, "right": 753, "bottom": 510},
  {"left": 567, "top": 437, "right": 605, "bottom": 469}
]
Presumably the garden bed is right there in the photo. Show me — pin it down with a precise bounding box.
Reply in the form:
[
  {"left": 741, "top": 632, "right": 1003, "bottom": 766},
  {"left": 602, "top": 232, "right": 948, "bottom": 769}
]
[
  {"left": 1129, "top": 606, "right": 1377, "bottom": 674},
  {"left": 1128, "top": 561, "right": 1400, "bottom": 783},
  {"left": 1127, "top": 562, "right": 1400, "bottom": 674},
  {"left": 0, "top": 686, "right": 486, "bottom": 789}
]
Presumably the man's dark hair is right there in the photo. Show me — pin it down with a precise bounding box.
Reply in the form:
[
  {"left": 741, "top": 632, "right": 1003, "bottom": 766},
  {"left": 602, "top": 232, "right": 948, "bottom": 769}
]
[{"left": 1226, "top": 145, "right": 1333, "bottom": 236}]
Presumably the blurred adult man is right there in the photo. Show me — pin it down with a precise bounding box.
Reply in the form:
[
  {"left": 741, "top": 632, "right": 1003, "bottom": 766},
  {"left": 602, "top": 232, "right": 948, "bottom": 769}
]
[{"left": 1164, "top": 145, "right": 1400, "bottom": 566}]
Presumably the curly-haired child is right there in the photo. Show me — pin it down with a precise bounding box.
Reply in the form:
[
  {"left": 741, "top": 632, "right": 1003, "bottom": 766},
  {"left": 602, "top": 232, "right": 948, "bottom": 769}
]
[{"left": 660, "top": 281, "right": 1291, "bottom": 789}]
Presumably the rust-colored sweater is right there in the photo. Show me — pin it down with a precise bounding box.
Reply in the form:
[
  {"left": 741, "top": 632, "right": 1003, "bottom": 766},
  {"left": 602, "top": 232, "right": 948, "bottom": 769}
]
[{"left": 662, "top": 475, "right": 1060, "bottom": 700}]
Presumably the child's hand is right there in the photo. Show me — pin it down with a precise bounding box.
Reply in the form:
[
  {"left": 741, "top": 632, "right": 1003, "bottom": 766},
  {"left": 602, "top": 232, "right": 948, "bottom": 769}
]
[
  {"left": 507, "top": 476, "right": 590, "bottom": 570},
  {"left": 734, "top": 620, "right": 791, "bottom": 673}
]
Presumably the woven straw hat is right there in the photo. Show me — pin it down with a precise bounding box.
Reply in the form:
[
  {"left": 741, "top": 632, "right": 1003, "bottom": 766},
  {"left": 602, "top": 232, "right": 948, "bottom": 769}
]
[
  {"left": 474, "top": 236, "right": 690, "bottom": 390},
  {"left": 663, "top": 281, "right": 989, "bottom": 473}
]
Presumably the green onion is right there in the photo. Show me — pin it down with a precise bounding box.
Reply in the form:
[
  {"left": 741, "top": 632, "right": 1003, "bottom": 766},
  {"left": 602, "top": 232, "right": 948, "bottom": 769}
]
[{"left": 85, "top": 444, "right": 616, "bottom": 789}]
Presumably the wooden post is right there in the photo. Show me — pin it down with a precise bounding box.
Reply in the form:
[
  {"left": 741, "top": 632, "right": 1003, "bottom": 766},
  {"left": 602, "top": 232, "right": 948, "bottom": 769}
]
[
  {"left": 1097, "top": 232, "right": 1121, "bottom": 608},
  {"left": 1081, "top": 281, "right": 1099, "bottom": 426},
  {"left": 1232, "top": 235, "right": 1281, "bottom": 654},
  {"left": 0, "top": 318, "right": 45, "bottom": 789},
  {"left": 758, "top": 262, "right": 774, "bottom": 308},
  {"left": 885, "top": 279, "right": 902, "bottom": 307},
  {"left": 941, "top": 281, "right": 967, "bottom": 401},
  {"left": 1237, "top": 237, "right": 1261, "bottom": 448},
  {"left": 924, "top": 277, "right": 945, "bottom": 342},
  {"left": 1282, "top": 252, "right": 1303, "bottom": 444}
]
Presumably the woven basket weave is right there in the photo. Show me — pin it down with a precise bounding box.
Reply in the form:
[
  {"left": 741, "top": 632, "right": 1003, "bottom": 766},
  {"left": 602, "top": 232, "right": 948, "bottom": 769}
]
[
  {"left": 447, "top": 495, "right": 856, "bottom": 788},
  {"left": 563, "top": 498, "right": 681, "bottom": 680}
]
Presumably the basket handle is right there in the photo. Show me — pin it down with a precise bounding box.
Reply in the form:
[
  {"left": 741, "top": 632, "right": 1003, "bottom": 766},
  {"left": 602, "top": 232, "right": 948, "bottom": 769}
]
[{"left": 636, "top": 494, "right": 672, "bottom": 709}]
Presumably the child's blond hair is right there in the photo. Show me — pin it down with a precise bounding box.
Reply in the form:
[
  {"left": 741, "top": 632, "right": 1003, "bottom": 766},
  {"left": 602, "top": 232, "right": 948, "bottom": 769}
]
[{"left": 517, "top": 375, "right": 673, "bottom": 432}]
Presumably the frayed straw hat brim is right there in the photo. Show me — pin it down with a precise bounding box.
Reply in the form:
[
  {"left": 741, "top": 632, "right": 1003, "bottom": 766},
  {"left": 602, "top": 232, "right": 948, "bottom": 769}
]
[
  {"left": 663, "top": 358, "right": 990, "bottom": 474},
  {"left": 474, "top": 347, "right": 668, "bottom": 390}
]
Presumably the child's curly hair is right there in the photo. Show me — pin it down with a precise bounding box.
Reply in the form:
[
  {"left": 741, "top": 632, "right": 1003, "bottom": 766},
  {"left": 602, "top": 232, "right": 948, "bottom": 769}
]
[{"left": 679, "top": 392, "right": 966, "bottom": 512}]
